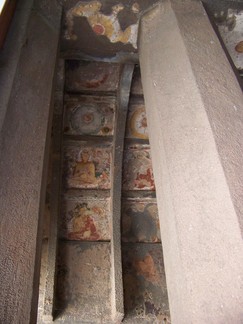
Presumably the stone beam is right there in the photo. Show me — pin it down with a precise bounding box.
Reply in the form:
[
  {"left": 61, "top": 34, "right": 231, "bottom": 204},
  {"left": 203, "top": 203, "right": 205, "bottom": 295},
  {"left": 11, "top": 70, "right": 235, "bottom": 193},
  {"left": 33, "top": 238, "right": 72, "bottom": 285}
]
[
  {"left": 139, "top": 1, "right": 243, "bottom": 323},
  {"left": 110, "top": 64, "right": 134, "bottom": 322},
  {"left": 0, "top": 2, "right": 62, "bottom": 323},
  {"left": 0, "top": 0, "right": 34, "bottom": 132}
]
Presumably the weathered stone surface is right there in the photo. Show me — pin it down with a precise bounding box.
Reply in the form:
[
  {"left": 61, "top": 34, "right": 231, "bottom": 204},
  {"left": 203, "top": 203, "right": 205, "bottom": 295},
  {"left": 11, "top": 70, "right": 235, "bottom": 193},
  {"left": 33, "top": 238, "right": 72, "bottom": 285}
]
[
  {"left": 64, "top": 95, "right": 116, "bottom": 136},
  {"left": 0, "top": 5, "right": 61, "bottom": 324},
  {"left": 122, "top": 243, "right": 170, "bottom": 323},
  {"left": 42, "top": 59, "right": 65, "bottom": 321},
  {"left": 0, "top": 0, "right": 33, "bottom": 132},
  {"left": 60, "top": 195, "right": 111, "bottom": 241},
  {"left": 63, "top": 142, "right": 111, "bottom": 189},
  {"left": 170, "top": 0, "right": 243, "bottom": 237},
  {"left": 65, "top": 60, "right": 120, "bottom": 93},
  {"left": 37, "top": 239, "right": 49, "bottom": 322},
  {"left": 55, "top": 241, "right": 111, "bottom": 322},
  {"left": 33, "top": 0, "right": 62, "bottom": 30},
  {"left": 109, "top": 64, "right": 134, "bottom": 322},
  {"left": 140, "top": 1, "right": 243, "bottom": 323},
  {"left": 122, "top": 199, "right": 160, "bottom": 243},
  {"left": 123, "top": 144, "right": 155, "bottom": 191}
]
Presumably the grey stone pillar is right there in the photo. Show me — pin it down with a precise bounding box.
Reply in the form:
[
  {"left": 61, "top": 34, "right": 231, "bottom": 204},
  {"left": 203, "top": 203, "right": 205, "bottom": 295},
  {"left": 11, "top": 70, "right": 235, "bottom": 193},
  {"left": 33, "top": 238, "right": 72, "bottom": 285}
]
[
  {"left": 139, "top": 1, "right": 243, "bottom": 323},
  {"left": 0, "top": 1, "right": 62, "bottom": 323}
]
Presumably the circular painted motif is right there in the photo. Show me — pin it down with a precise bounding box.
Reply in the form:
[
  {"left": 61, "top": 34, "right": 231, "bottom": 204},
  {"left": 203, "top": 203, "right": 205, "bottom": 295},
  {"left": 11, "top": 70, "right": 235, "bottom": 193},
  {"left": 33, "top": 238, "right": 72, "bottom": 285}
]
[
  {"left": 129, "top": 107, "right": 148, "bottom": 139},
  {"left": 92, "top": 23, "right": 105, "bottom": 35},
  {"left": 70, "top": 104, "right": 103, "bottom": 135},
  {"left": 235, "top": 40, "right": 243, "bottom": 53}
]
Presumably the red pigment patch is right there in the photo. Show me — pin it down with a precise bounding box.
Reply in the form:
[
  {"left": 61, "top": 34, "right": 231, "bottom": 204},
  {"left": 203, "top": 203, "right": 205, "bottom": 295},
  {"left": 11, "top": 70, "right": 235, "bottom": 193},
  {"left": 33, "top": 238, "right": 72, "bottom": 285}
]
[
  {"left": 92, "top": 24, "right": 105, "bottom": 35},
  {"left": 135, "top": 169, "right": 155, "bottom": 190},
  {"left": 68, "top": 216, "right": 100, "bottom": 241},
  {"left": 85, "top": 73, "right": 109, "bottom": 88},
  {"left": 82, "top": 113, "right": 94, "bottom": 123}
]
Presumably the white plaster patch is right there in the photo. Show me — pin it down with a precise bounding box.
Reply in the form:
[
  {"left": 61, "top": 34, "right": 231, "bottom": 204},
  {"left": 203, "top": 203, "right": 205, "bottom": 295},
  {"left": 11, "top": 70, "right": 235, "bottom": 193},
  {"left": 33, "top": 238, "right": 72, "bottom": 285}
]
[{"left": 217, "top": 11, "right": 243, "bottom": 70}]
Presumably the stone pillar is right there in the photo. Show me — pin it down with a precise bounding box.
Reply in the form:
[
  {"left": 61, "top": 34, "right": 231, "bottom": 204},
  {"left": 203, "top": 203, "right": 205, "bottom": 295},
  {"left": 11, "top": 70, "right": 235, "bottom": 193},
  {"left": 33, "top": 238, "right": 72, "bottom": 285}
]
[
  {"left": 0, "top": 1, "right": 62, "bottom": 323},
  {"left": 139, "top": 1, "right": 243, "bottom": 323}
]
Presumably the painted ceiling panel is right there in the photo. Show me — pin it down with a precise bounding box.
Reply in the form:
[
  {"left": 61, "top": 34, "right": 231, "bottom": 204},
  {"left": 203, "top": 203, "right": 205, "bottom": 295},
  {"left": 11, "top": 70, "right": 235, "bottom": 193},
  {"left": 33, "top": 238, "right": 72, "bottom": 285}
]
[
  {"left": 61, "top": 0, "right": 243, "bottom": 71},
  {"left": 61, "top": 0, "right": 159, "bottom": 57}
]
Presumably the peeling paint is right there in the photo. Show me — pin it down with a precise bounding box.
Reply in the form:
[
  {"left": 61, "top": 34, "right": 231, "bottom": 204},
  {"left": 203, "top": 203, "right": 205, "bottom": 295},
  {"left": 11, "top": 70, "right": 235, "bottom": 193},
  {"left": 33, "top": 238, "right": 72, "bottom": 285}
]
[
  {"left": 122, "top": 244, "right": 170, "bottom": 322},
  {"left": 60, "top": 196, "right": 111, "bottom": 241},
  {"left": 123, "top": 145, "right": 155, "bottom": 191},
  {"left": 122, "top": 200, "right": 160, "bottom": 243},
  {"left": 64, "top": 96, "right": 115, "bottom": 136},
  {"left": 65, "top": 60, "right": 120, "bottom": 93},
  {"left": 65, "top": 1, "right": 140, "bottom": 48},
  {"left": 133, "top": 254, "right": 160, "bottom": 284},
  {"left": 64, "top": 144, "right": 111, "bottom": 189},
  {"left": 126, "top": 103, "right": 148, "bottom": 139}
]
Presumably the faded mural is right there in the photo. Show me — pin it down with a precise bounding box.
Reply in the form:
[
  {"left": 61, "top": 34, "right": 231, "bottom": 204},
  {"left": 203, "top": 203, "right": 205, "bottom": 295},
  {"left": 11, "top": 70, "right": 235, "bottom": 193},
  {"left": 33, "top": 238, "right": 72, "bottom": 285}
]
[
  {"left": 122, "top": 200, "right": 161, "bottom": 243},
  {"left": 63, "top": 144, "right": 111, "bottom": 189},
  {"left": 126, "top": 103, "right": 148, "bottom": 140},
  {"left": 123, "top": 145, "right": 155, "bottom": 191},
  {"left": 64, "top": 96, "right": 115, "bottom": 136},
  {"left": 65, "top": 61, "right": 120, "bottom": 93},
  {"left": 65, "top": 1, "right": 140, "bottom": 48},
  {"left": 55, "top": 57, "right": 168, "bottom": 321},
  {"left": 60, "top": 196, "right": 111, "bottom": 241},
  {"left": 122, "top": 244, "right": 170, "bottom": 321}
]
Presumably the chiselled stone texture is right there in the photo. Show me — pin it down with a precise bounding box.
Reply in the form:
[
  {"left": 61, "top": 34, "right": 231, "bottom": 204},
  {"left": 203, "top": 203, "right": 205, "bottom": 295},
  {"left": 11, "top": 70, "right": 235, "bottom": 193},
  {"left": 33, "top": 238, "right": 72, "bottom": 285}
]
[
  {"left": 0, "top": 3, "right": 62, "bottom": 323},
  {"left": 55, "top": 241, "right": 112, "bottom": 322},
  {"left": 38, "top": 238, "right": 49, "bottom": 322},
  {"left": 0, "top": 0, "right": 33, "bottom": 132},
  {"left": 140, "top": 1, "right": 243, "bottom": 323}
]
